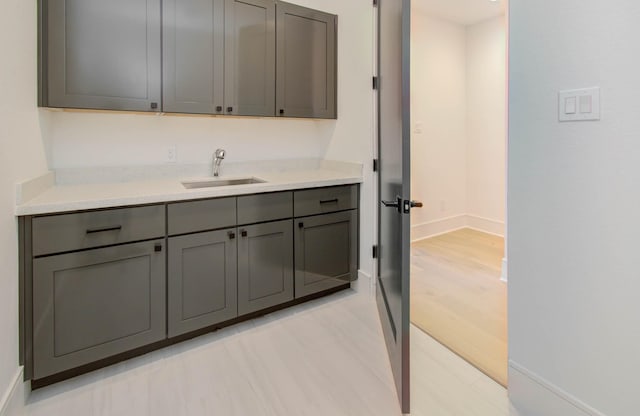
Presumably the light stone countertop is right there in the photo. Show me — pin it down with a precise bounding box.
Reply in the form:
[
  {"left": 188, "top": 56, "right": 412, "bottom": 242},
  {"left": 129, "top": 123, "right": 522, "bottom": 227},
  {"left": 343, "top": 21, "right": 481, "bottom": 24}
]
[{"left": 16, "top": 159, "right": 363, "bottom": 216}]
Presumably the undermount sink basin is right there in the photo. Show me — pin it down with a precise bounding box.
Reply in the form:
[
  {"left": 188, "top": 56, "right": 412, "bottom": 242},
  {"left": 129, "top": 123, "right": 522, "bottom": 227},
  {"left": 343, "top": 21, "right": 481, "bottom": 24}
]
[{"left": 181, "top": 177, "right": 266, "bottom": 189}]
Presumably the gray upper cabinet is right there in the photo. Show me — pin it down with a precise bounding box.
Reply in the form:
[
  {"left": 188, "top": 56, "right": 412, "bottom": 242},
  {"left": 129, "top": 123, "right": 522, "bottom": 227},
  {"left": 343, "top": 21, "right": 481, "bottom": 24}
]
[
  {"left": 276, "top": 2, "right": 337, "bottom": 119},
  {"left": 168, "top": 229, "right": 238, "bottom": 337},
  {"left": 32, "top": 240, "right": 166, "bottom": 379},
  {"left": 224, "top": 0, "right": 276, "bottom": 116},
  {"left": 238, "top": 220, "right": 293, "bottom": 315},
  {"left": 163, "top": 0, "right": 225, "bottom": 114},
  {"left": 294, "top": 210, "right": 357, "bottom": 298},
  {"left": 42, "top": 0, "right": 162, "bottom": 111}
]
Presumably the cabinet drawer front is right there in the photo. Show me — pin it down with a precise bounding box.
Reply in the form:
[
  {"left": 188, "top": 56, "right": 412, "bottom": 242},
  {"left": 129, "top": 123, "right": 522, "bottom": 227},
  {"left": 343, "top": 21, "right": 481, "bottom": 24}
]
[
  {"left": 168, "top": 197, "right": 236, "bottom": 236},
  {"left": 32, "top": 205, "right": 165, "bottom": 256},
  {"left": 32, "top": 240, "right": 166, "bottom": 380},
  {"left": 237, "top": 192, "right": 293, "bottom": 225},
  {"left": 294, "top": 185, "right": 357, "bottom": 217}
]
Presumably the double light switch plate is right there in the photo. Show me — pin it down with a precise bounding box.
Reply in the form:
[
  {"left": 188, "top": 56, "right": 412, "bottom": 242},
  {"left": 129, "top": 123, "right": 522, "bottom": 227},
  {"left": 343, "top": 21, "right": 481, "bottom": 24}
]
[{"left": 559, "top": 87, "right": 600, "bottom": 122}]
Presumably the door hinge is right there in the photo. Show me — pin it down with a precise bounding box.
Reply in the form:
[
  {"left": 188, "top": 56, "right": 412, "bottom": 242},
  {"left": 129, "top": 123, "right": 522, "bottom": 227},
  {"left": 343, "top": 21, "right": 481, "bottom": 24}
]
[
  {"left": 373, "top": 76, "right": 379, "bottom": 90},
  {"left": 373, "top": 0, "right": 378, "bottom": 6},
  {"left": 373, "top": 159, "right": 379, "bottom": 172},
  {"left": 373, "top": 245, "right": 378, "bottom": 259}
]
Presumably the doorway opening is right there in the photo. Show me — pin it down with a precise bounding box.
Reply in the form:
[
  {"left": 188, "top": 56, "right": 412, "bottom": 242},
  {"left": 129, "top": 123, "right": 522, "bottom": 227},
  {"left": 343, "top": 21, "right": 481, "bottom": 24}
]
[{"left": 409, "top": 0, "right": 509, "bottom": 387}]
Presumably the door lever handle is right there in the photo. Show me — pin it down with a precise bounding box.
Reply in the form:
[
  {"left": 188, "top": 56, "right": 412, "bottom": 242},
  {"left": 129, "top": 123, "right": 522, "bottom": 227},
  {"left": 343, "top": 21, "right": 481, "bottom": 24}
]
[{"left": 382, "top": 197, "right": 403, "bottom": 213}]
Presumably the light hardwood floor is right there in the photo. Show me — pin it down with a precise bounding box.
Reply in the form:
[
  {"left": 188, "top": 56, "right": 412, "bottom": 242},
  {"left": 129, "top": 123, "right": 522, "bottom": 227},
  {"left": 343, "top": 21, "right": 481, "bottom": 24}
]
[
  {"left": 411, "top": 228, "right": 508, "bottom": 386},
  {"left": 5, "top": 290, "right": 518, "bottom": 416}
]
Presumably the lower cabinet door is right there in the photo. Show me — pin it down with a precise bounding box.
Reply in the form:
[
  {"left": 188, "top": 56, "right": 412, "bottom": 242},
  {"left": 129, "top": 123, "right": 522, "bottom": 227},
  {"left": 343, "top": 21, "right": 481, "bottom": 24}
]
[
  {"left": 32, "top": 240, "right": 166, "bottom": 380},
  {"left": 238, "top": 220, "right": 294, "bottom": 315},
  {"left": 294, "top": 210, "right": 357, "bottom": 298},
  {"left": 168, "top": 229, "right": 238, "bottom": 337}
]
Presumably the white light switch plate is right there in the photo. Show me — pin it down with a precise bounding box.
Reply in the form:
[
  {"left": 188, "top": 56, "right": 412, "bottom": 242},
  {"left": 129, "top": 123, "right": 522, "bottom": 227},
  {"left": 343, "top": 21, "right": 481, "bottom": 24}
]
[{"left": 559, "top": 87, "right": 600, "bottom": 122}]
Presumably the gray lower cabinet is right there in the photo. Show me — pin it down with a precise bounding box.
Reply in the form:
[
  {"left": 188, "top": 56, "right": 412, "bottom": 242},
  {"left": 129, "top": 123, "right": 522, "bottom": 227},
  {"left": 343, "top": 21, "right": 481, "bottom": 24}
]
[
  {"left": 162, "top": 0, "right": 225, "bottom": 114},
  {"left": 276, "top": 2, "right": 337, "bottom": 119},
  {"left": 41, "top": 0, "right": 162, "bottom": 111},
  {"left": 224, "top": 0, "right": 276, "bottom": 116},
  {"left": 294, "top": 210, "right": 357, "bottom": 298},
  {"left": 238, "top": 220, "right": 294, "bottom": 314},
  {"left": 168, "top": 229, "right": 238, "bottom": 337},
  {"left": 32, "top": 240, "right": 166, "bottom": 380}
]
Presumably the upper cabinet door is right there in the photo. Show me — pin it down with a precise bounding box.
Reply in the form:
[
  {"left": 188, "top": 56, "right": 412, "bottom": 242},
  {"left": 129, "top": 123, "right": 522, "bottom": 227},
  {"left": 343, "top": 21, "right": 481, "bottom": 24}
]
[
  {"left": 276, "top": 2, "right": 337, "bottom": 119},
  {"left": 163, "top": 0, "right": 225, "bottom": 115},
  {"left": 224, "top": 0, "right": 276, "bottom": 117},
  {"left": 44, "top": 0, "right": 162, "bottom": 112}
]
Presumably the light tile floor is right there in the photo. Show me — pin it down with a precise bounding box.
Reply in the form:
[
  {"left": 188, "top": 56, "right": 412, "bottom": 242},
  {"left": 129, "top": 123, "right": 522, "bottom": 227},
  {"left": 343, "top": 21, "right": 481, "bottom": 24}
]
[{"left": 7, "top": 290, "right": 520, "bottom": 416}]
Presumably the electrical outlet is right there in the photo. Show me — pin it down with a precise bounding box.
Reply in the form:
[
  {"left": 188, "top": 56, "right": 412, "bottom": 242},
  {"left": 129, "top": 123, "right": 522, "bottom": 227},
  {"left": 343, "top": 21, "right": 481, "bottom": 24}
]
[{"left": 167, "top": 145, "right": 177, "bottom": 163}]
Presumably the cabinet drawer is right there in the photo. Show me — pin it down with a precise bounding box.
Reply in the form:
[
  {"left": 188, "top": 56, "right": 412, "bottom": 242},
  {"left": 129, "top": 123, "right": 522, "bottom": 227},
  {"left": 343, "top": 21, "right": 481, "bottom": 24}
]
[
  {"left": 32, "top": 205, "right": 165, "bottom": 257},
  {"left": 237, "top": 192, "right": 292, "bottom": 225},
  {"left": 168, "top": 197, "right": 236, "bottom": 236},
  {"left": 294, "top": 185, "right": 357, "bottom": 217}
]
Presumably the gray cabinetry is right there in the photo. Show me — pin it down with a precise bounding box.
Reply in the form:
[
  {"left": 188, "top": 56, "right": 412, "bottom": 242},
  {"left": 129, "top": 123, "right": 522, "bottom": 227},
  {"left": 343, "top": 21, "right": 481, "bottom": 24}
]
[
  {"left": 20, "top": 186, "right": 356, "bottom": 385},
  {"left": 294, "top": 210, "right": 357, "bottom": 298},
  {"left": 168, "top": 197, "right": 236, "bottom": 236},
  {"left": 238, "top": 220, "right": 294, "bottom": 314},
  {"left": 42, "top": 0, "right": 162, "bottom": 111},
  {"left": 276, "top": 2, "right": 337, "bottom": 119},
  {"left": 224, "top": 0, "right": 276, "bottom": 116},
  {"left": 163, "top": 0, "right": 225, "bottom": 114},
  {"left": 237, "top": 192, "right": 292, "bottom": 224},
  {"left": 168, "top": 229, "right": 238, "bottom": 337},
  {"left": 32, "top": 240, "right": 166, "bottom": 379}
]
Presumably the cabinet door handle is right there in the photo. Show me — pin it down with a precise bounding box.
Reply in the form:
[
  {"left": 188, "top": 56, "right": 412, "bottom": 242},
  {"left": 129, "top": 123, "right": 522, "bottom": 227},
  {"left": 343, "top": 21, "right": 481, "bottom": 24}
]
[
  {"left": 319, "top": 198, "right": 339, "bottom": 204},
  {"left": 279, "top": 109, "right": 285, "bottom": 115},
  {"left": 86, "top": 225, "right": 122, "bottom": 234},
  {"left": 241, "top": 230, "right": 248, "bottom": 237},
  {"left": 228, "top": 231, "right": 236, "bottom": 239},
  {"left": 154, "top": 243, "right": 163, "bottom": 252},
  {"left": 298, "top": 222, "right": 304, "bottom": 228},
  {"left": 227, "top": 107, "right": 233, "bottom": 113},
  {"left": 150, "top": 102, "right": 158, "bottom": 110},
  {"left": 216, "top": 106, "right": 223, "bottom": 112}
]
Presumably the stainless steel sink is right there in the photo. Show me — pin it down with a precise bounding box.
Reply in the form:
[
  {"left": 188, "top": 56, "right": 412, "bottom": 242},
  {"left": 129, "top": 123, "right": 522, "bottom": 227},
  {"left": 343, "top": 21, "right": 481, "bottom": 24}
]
[{"left": 182, "top": 177, "right": 266, "bottom": 189}]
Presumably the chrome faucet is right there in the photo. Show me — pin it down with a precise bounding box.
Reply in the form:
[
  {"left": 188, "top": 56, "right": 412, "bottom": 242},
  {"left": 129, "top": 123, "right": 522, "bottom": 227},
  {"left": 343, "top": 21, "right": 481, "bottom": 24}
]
[{"left": 213, "top": 149, "right": 226, "bottom": 177}]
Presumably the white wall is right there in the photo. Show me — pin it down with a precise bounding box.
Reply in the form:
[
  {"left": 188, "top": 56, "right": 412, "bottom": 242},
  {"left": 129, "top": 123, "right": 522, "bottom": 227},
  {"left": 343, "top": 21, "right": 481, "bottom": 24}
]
[
  {"left": 410, "top": 11, "right": 506, "bottom": 239},
  {"left": 509, "top": 1, "right": 640, "bottom": 415},
  {"left": 45, "top": 0, "right": 376, "bottom": 276},
  {"left": 410, "top": 13, "right": 468, "bottom": 237},
  {"left": 466, "top": 16, "right": 506, "bottom": 225},
  {"left": 0, "top": 0, "right": 50, "bottom": 411}
]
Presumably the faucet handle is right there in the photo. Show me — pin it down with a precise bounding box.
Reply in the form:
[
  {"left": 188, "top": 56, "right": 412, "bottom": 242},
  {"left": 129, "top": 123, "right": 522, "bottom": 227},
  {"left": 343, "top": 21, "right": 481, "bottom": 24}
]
[{"left": 215, "top": 148, "right": 226, "bottom": 159}]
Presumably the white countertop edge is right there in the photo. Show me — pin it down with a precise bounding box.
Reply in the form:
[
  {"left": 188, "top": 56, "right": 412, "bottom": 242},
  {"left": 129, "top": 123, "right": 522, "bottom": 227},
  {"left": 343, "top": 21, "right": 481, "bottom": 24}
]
[{"left": 16, "top": 175, "right": 363, "bottom": 217}]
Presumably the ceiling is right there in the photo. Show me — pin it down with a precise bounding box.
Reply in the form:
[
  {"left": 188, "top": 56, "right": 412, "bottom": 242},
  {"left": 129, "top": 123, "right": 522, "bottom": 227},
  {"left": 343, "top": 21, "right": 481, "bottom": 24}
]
[{"left": 413, "top": 0, "right": 507, "bottom": 26}]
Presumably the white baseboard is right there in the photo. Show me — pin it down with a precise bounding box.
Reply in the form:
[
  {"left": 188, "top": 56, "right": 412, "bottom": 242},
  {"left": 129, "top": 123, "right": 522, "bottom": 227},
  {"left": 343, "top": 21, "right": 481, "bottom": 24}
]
[
  {"left": 411, "top": 215, "right": 468, "bottom": 242},
  {"left": 500, "top": 257, "right": 508, "bottom": 283},
  {"left": 0, "top": 368, "right": 23, "bottom": 416},
  {"left": 355, "top": 269, "right": 375, "bottom": 297},
  {"left": 466, "top": 215, "right": 505, "bottom": 237},
  {"left": 412, "top": 214, "right": 505, "bottom": 242},
  {"left": 508, "top": 361, "right": 606, "bottom": 416}
]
